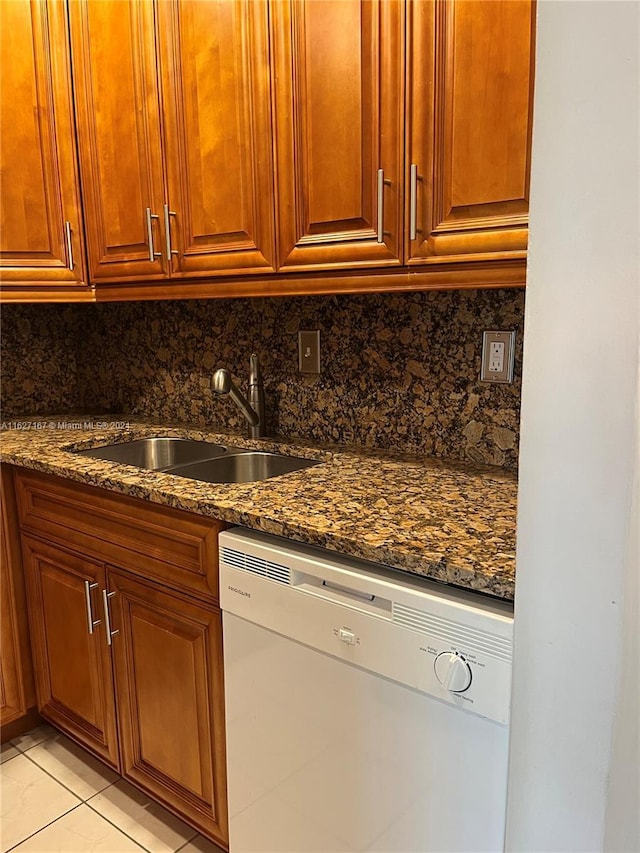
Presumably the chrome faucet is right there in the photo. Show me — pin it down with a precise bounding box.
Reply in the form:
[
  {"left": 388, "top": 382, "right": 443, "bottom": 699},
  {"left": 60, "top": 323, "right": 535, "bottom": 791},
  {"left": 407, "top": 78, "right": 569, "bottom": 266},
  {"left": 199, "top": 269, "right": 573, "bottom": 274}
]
[{"left": 212, "top": 353, "right": 265, "bottom": 439}]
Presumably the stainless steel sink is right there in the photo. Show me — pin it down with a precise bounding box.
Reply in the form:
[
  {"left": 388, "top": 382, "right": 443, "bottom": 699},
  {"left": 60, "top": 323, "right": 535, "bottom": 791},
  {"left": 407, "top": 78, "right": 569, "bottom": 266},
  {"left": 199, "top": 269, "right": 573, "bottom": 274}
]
[
  {"left": 168, "top": 452, "right": 319, "bottom": 484},
  {"left": 73, "top": 437, "right": 320, "bottom": 483},
  {"left": 75, "top": 437, "right": 228, "bottom": 470}
]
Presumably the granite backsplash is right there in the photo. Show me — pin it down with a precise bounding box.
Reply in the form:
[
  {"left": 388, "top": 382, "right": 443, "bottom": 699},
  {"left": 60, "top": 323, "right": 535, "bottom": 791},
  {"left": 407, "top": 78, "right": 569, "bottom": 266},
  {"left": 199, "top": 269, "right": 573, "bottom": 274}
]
[{"left": 1, "top": 289, "right": 524, "bottom": 468}]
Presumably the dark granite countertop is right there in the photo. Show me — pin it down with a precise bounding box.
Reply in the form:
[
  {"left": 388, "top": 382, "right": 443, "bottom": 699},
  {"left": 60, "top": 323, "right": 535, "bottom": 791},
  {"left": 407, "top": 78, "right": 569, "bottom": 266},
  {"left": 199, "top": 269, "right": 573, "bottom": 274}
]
[{"left": 0, "top": 416, "right": 518, "bottom": 600}]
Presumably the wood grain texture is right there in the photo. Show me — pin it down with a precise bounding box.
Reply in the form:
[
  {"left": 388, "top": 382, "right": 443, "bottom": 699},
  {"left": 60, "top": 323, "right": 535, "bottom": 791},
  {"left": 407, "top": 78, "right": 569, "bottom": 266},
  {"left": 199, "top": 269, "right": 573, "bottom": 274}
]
[
  {"left": 86, "top": 260, "right": 525, "bottom": 301},
  {"left": 68, "top": 0, "right": 167, "bottom": 282},
  {"left": 157, "top": 0, "right": 276, "bottom": 277},
  {"left": 20, "top": 535, "right": 120, "bottom": 768},
  {"left": 272, "top": 0, "right": 405, "bottom": 270},
  {"left": 15, "top": 469, "right": 223, "bottom": 602},
  {"left": 0, "top": 466, "right": 36, "bottom": 728},
  {"left": 406, "top": 0, "right": 535, "bottom": 263},
  {"left": 0, "top": 0, "right": 87, "bottom": 289},
  {"left": 109, "top": 569, "right": 227, "bottom": 845}
]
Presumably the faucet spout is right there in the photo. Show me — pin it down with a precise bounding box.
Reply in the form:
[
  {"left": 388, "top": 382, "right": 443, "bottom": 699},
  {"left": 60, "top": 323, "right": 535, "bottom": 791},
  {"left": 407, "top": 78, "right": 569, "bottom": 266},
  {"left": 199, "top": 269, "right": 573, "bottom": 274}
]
[{"left": 212, "top": 355, "right": 265, "bottom": 438}]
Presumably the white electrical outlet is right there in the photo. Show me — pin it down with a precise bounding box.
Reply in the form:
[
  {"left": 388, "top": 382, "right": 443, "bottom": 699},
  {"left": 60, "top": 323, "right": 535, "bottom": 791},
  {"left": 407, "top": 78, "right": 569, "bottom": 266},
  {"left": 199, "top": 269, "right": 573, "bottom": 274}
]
[
  {"left": 489, "top": 341, "right": 505, "bottom": 373},
  {"left": 481, "top": 331, "right": 515, "bottom": 383}
]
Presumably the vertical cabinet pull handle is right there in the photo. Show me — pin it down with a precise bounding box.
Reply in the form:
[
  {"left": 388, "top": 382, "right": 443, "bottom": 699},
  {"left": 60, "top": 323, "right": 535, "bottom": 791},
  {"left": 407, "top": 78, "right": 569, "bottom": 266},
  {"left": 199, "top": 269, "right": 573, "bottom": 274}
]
[
  {"left": 102, "top": 589, "right": 119, "bottom": 646},
  {"left": 377, "top": 169, "right": 385, "bottom": 243},
  {"left": 163, "top": 203, "right": 179, "bottom": 263},
  {"left": 64, "top": 221, "right": 74, "bottom": 270},
  {"left": 376, "top": 169, "right": 392, "bottom": 244},
  {"left": 83, "top": 581, "right": 101, "bottom": 634},
  {"left": 145, "top": 208, "right": 161, "bottom": 262},
  {"left": 409, "top": 164, "right": 418, "bottom": 241}
]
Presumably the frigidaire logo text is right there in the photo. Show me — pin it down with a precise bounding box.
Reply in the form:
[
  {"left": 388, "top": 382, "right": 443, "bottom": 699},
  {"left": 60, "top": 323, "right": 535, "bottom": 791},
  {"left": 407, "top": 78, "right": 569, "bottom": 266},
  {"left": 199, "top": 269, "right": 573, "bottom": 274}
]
[{"left": 228, "top": 585, "right": 251, "bottom": 598}]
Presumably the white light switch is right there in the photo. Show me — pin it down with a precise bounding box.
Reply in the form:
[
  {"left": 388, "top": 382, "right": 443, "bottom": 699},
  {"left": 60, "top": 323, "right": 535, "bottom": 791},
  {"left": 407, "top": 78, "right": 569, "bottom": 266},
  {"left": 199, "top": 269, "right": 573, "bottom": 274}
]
[{"left": 481, "top": 331, "right": 515, "bottom": 383}]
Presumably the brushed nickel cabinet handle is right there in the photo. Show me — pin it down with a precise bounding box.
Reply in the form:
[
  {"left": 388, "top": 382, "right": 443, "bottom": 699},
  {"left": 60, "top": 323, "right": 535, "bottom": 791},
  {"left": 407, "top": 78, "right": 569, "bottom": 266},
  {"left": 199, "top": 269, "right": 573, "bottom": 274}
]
[
  {"left": 145, "top": 207, "right": 161, "bottom": 262},
  {"left": 64, "top": 221, "right": 74, "bottom": 270},
  {"left": 377, "top": 169, "right": 385, "bottom": 243},
  {"left": 102, "top": 589, "right": 119, "bottom": 646},
  {"left": 376, "top": 169, "right": 392, "bottom": 244},
  {"left": 83, "top": 581, "right": 101, "bottom": 634},
  {"left": 409, "top": 163, "right": 419, "bottom": 241},
  {"left": 163, "top": 203, "right": 179, "bottom": 263}
]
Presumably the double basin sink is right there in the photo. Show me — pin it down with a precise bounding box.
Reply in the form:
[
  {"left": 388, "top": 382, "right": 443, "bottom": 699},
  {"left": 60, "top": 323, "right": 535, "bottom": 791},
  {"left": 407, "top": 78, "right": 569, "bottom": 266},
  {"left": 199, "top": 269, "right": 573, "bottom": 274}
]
[{"left": 75, "top": 437, "right": 319, "bottom": 484}]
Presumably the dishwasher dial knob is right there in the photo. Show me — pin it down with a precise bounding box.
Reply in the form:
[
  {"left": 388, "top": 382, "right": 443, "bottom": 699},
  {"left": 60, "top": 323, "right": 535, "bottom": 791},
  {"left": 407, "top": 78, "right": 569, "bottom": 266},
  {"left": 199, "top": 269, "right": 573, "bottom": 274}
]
[{"left": 434, "top": 652, "right": 472, "bottom": 693}]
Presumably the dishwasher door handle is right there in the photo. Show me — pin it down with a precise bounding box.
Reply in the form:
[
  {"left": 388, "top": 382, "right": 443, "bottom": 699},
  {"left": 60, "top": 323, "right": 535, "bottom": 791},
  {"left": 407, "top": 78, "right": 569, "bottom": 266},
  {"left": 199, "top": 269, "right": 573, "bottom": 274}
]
[{"left": 293, "top": 575, "right": 392, "bottom": 618}]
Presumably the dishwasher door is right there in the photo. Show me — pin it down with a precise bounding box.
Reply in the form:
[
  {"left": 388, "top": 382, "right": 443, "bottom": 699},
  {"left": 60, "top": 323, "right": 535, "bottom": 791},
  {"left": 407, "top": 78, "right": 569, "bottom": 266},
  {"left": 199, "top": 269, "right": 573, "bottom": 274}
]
[{"left": 220, "top": 529, "right": 513, "bottom": 853}]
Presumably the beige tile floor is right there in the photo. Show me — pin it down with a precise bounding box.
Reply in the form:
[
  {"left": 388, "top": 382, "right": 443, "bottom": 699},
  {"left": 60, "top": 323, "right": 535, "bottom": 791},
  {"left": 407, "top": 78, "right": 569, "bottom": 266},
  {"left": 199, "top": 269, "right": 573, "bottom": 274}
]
[{"left": 0, "top": 725, "right": 225, "bottom": 853}]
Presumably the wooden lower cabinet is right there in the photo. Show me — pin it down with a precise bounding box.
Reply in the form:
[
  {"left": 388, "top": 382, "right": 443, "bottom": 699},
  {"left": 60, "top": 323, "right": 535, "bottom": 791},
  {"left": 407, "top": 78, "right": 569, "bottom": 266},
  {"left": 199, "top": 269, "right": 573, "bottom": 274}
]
[
  {"left": 20, "top": 536, "right": 120, "bottom": 768},
  {"left": 1, "top": 467, "right": 36, "bottom": 733},
  {"left": 109, "top": 569, "right": 227, "bottom": 842},
  {"left": 15, "top": 469, "right": 228, "bottom": 848}
]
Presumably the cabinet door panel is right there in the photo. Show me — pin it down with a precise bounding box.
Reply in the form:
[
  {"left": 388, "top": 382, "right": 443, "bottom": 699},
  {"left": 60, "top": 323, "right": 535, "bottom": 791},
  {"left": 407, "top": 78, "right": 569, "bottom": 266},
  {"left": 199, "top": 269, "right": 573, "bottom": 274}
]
[
  {"left": 1, "top": 468, "right": 35, "bottom": 726},
  {"left": 69, "top": 0, "right": 166, "bottom": 282},
  {"left": 0, "top": 0, "right": 86, "bottom": 288},
  {"left": 158, "top": 0, "right": 276, "bottom": 277},
  {"left": 272, "top": 0, "right": 404, "bottom": 271},
  {"left": 110, "top": 570, "right": 227, "bottom": 845},
  {"left": 407, "top": 0, "right": 534, "bottom": 263},
  {"left": 21, "top": 537, "right": 119, "bottom": 768}
]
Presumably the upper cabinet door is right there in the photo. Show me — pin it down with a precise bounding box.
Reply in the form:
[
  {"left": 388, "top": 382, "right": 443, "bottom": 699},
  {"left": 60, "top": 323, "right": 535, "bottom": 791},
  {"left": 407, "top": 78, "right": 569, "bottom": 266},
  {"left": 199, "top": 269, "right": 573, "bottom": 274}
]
[
  {"left": 157, "top": 0, "right": 276, "bottom": 278},
  {"left": 407, "top": 0, "right": 535, "bottom": 264},
  {"left": 69, "top": 0, "right": 167, "bottom": 283},
  {"left": 272, "top": 0, "right": 404, "bottom": 272},
  {"left": 0, "top": 0, "right": 86, "bottom": 290}
]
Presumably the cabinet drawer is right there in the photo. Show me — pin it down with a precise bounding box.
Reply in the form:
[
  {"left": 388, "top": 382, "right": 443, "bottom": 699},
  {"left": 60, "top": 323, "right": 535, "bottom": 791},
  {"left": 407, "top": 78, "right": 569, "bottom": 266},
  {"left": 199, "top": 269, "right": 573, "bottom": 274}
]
[{"left": 15, "top": 470, "right": 223, "bottom": 602}]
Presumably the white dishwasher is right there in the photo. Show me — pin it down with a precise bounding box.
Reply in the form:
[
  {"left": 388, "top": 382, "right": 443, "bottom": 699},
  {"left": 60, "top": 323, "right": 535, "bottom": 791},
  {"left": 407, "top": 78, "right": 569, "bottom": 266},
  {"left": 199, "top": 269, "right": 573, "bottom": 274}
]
[{"left": 219, "top": 528, "right": 514, "bottom": 853}]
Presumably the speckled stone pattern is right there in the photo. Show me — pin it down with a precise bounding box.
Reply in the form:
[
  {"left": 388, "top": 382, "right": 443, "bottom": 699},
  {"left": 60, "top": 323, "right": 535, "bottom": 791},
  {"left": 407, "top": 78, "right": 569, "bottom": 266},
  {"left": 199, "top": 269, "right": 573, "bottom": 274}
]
[
  {"left": 1, "top": 289, "right": 524, "bottom": 469},
  {"left": 0, "top": 418, "right": 517, "bottom": 600},
  {"left": 0, "top": 305, "right": 81, "bottom": 416}
]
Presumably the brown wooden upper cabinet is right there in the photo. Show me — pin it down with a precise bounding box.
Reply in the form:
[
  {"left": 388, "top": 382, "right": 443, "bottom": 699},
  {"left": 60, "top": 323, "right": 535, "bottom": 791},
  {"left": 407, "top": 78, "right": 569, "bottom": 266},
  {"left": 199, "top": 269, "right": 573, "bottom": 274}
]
[
  {"left": 271, "top": 0, "right": 405, "bottom": 271},
  {"left": 0, "top": 0, "right": 88, "bottom": 293},
  {"left": 1, "top": 0, "right": 535, "bottom": 299},
  {"left": 406, "top": 0, "right": 535, "bottom": 265},
  {"left": 69, "top": 0, "right": 276, "bottom": 284}
]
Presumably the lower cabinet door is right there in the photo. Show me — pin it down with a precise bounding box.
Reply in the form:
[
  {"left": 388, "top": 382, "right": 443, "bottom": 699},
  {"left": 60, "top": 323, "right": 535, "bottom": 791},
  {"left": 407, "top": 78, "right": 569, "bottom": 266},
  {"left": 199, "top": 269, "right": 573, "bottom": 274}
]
[
  {"left": 1, "top": 466, "right": 36, "bottom": 727},
  {"left": 21, "top": 536, "right": 120, "bottom": 768},
  {"left": 107, "top": 569, "right": 228, "bottom": 846}
]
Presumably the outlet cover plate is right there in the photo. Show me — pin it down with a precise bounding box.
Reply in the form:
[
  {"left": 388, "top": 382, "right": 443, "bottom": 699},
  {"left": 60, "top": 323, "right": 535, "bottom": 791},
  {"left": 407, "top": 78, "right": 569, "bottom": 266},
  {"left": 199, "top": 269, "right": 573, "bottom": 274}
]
[
  {"left": 298, "top": 330, "right": 320, "bottom": 374},
  {"left": 481, "top": 331, "right": 515, "bottom": 383}
]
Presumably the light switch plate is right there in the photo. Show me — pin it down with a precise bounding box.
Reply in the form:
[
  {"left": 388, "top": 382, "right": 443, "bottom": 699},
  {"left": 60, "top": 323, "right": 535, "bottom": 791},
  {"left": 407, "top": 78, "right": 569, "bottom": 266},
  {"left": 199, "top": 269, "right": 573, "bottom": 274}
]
[
  {"left": 481, "top": 331, "right": 515, "bottom": 383},
  {"left": 298, "top": 330, "right": 320, "bottom": 374}
]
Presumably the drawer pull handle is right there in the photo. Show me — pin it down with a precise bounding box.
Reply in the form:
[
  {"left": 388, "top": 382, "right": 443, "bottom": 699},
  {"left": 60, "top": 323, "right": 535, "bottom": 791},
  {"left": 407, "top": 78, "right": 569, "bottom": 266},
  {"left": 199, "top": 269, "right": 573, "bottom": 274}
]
[
  {"left": 102, "top": 589, "right": 119, "bottom": 646},
  {"left": 83, "top": 581, "right": 101, "bottom": 634}
]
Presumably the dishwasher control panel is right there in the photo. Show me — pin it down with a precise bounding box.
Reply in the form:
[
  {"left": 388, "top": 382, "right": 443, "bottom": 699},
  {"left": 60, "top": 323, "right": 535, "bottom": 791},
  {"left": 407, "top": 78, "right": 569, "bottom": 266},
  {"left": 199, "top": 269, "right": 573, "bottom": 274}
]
[{"left": 219, "top": 528, "right": 514, "bottom": 725}]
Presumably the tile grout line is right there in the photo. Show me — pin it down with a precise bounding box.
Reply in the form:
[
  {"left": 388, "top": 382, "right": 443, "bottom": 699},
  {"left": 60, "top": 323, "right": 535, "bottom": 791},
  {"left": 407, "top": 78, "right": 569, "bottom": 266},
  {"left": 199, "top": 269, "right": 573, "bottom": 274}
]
[
  {"left": 9, "top": 731, "right": 56, "bottom": 755},
  {"left": 84, "top": 797, "right": 196, "bottom": 853},
  {"left": 173, "top": 832, "right": 202, "bottom": 853},
  {"left": 3, "top": 802, "right": 84, "bottom": 853},
  {"left": 20, "top": 749, "right": 95, "bottom": 803},
  {"left": 5, "top": 735, "right": 199, "bottom": 853},
  {"left": 82, "top": 800, "right": 152, "bottom": 853}
]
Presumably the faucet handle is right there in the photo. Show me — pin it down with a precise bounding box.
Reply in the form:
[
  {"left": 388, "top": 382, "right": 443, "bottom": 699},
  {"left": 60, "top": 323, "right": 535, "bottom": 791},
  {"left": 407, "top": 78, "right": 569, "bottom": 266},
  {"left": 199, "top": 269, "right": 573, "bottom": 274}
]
[{"left": 249, "top": 353, "right": 263, "bottom": 387}]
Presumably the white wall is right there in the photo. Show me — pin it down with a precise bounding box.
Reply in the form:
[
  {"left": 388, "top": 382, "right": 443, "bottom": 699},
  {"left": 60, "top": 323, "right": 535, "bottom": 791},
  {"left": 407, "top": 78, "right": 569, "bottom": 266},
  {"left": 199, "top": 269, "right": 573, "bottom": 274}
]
[
  {"left": 604, "top": 395, "right": 639, "bottom": 853},
  {"left": 506, "top": 1, "right": 640, "bottom": 851}
]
